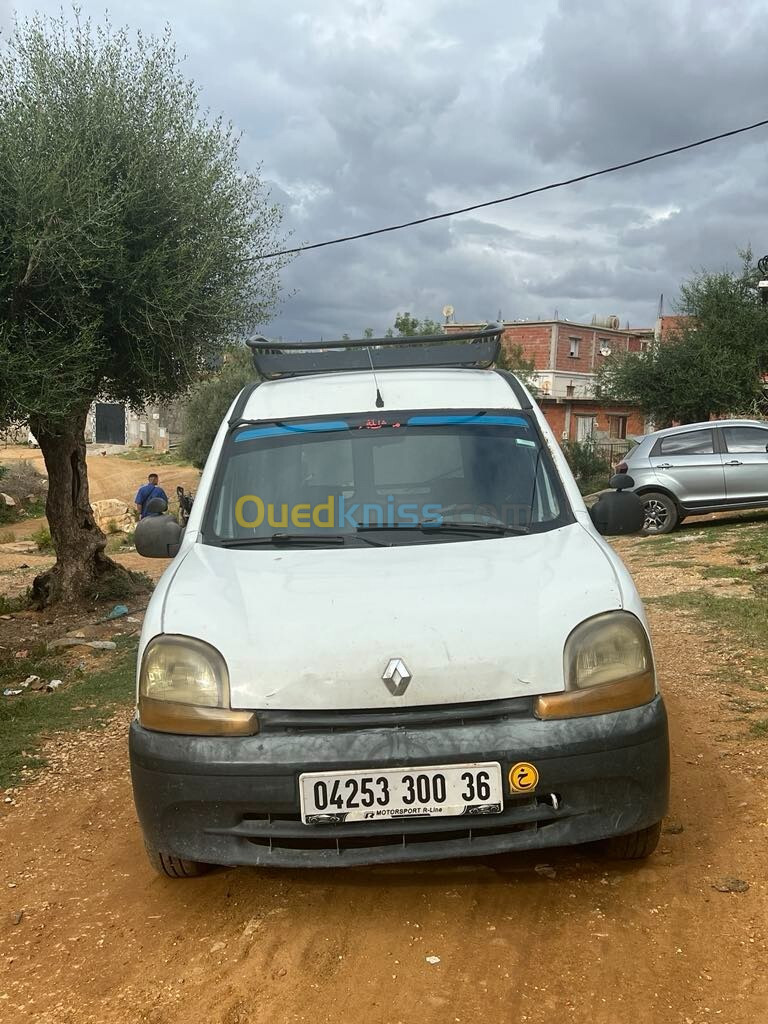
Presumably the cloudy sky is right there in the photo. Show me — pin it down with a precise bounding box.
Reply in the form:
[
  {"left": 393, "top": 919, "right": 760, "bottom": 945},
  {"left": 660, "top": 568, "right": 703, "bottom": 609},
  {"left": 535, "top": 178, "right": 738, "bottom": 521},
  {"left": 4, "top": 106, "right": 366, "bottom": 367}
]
[{"left": 6, "top": 0, "right": 768, "bottom": 338}]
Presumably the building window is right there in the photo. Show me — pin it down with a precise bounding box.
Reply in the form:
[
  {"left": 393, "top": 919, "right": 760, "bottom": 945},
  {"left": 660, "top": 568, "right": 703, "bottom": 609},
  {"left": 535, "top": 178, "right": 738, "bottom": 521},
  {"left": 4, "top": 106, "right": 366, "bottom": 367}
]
[
  {"left": 575, "top": 415, "right": 596, "bottom": 441},
  {"left": 569, "top": 337, "right": 580, "bottom": 357},
  {"left": 607, "top": 415, "right": 628, "bottom": 439}
]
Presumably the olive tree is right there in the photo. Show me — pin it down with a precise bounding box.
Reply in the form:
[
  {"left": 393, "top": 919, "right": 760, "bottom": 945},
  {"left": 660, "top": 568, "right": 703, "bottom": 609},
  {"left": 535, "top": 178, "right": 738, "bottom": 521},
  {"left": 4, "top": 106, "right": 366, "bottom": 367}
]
[
  {"left": 0, "top": 13, "right": 286, "bottom": 605},
  {"left": 596, "top": 250, "right": 768, "bottom": 424}
]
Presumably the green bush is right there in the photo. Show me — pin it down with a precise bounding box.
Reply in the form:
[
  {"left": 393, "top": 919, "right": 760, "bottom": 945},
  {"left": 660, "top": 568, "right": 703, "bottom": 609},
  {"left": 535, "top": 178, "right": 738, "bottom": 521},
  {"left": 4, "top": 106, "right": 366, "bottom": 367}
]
[
  {"left": 561, "top": 439, "right": 613, "bottom": 495},
  {"left": 180, "top": 345, "right": 256, "bottom": 469},
  {"left": 32, "top": 526, "right": 53, "bottom": 552}
]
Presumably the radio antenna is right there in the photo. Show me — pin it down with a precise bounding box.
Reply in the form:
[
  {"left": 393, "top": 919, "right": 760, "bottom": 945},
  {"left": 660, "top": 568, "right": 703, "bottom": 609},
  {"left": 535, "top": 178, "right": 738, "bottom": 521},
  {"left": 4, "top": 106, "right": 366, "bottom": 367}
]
[{"left": 366, "top": 346, "right": 385, "bottom": 408}]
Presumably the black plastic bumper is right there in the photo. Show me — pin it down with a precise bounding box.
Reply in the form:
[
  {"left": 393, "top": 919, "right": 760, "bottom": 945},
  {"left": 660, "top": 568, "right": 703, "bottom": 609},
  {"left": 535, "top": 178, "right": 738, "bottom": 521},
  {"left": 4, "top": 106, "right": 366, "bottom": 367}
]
[{"left": 129, "top": 696, "right": 669, "bottom": 868}]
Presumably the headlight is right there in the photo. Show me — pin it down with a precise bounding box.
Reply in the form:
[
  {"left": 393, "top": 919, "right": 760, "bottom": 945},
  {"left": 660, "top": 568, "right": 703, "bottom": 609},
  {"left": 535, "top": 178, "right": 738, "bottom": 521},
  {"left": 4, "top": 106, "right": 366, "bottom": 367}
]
[
  {"left": 138, "top": 636, "right": 258, "bottom": 736},
  {"left": 565, "top": 612, "right": 651, "bottom": 690},
  {"left": 140, "top": 635, "right": 227, "bottom": 707},
  {"left": 535, "top": 612, "right": 655, "bottom": 720}
]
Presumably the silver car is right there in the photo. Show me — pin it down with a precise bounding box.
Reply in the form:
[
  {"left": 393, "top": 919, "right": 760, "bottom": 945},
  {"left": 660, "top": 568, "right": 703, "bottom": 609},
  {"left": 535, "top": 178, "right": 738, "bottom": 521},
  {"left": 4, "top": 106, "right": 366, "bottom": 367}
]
[{"left": 617, "top": 419, "right": 768, "bottom": 534}]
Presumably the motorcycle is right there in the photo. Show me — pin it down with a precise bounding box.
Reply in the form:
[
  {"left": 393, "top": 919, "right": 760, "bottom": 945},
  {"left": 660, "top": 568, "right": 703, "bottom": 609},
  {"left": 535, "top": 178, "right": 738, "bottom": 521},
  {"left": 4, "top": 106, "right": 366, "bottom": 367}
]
[{"left": 176, "top": 485, "right": 194, "bottom": 528}]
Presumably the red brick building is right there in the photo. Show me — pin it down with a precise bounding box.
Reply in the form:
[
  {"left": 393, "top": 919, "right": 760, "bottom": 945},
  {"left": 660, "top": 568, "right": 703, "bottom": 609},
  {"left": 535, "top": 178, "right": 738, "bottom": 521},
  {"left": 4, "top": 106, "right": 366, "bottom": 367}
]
[{"left": 449, "top": 318, "right": 652, "bottom": 443}]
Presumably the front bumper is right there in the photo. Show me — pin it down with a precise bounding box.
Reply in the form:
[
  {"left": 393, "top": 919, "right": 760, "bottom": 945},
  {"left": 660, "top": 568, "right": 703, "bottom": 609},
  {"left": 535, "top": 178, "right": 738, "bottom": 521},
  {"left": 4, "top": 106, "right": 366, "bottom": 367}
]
[{"left": 129, "top": 695, "right": 669, "bottom": 868}]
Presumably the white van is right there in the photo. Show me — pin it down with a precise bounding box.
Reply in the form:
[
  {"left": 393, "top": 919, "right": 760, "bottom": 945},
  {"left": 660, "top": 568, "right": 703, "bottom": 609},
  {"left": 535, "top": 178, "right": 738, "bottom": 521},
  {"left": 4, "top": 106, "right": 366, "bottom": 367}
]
[{"left": 131, "top": 327, "right": 669, "bottom": 878}]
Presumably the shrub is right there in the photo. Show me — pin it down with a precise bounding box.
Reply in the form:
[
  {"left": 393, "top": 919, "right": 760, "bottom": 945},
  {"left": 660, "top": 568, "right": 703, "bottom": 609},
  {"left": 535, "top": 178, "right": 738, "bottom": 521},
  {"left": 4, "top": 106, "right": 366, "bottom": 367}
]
[
  {"left": 180, "top": 345, "right": 255, "bottom": 469},
  {"left": 561, "top": 439, "right": 613, "bottom": 495},
  {"left": 32, "top": 526, "right": 54, "bottom": 552},
  {"left": 0, "top": 460, "right": 47, "bottom": 506}
]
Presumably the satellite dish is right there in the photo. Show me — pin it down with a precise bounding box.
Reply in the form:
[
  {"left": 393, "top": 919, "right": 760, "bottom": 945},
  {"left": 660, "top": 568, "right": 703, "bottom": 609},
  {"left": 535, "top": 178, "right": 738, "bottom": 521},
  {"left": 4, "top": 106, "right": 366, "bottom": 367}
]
[
  {"left": 442, "top": 304, "right": 455, "bottom": 320},
  {"left": 600, "top": 345, "right": 612, "bottom": 357}
]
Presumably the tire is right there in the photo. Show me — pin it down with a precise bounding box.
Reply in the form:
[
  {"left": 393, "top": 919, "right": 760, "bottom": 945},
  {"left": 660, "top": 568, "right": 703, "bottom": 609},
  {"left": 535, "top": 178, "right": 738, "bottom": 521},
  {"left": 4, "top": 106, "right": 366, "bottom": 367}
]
[
  {"left": 640, "top": 492, "right": 679, "bottom": 535},
  {"left": 602, "top": 821, "right": 661, "bottom": 860},
  {"left": 145, "top": 843, "right": 213, "bottom": 878}
]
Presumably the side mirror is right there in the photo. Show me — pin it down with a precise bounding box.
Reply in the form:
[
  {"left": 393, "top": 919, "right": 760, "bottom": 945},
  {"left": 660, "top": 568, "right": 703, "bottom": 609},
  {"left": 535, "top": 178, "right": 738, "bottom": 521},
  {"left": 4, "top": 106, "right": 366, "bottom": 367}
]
[
  {"left": 589, "top": 487, "right": 644, "bottom": 536},
  {"left": 135, "top": 513, "right": 184, "bottom": 558},
  {"left": 609, "top": 473, "right": 635, "bottom": 491}
]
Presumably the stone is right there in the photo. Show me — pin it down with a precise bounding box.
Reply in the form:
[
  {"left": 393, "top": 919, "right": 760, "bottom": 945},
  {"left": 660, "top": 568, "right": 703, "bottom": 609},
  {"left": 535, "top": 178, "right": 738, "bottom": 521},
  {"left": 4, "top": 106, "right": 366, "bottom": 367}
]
[
  {"left": 534, "top": 864, "right": 557, "bottom": 879},
  {"left": 91, "top": 498, "right": 135, "bottom": 533},
  {"left": 711, "top": 877, "right": 749, "bottom": 893},
  {"left": 0, "top": 541, "right": 37, "bottom": 555},
  {"left": 48, "top": 638, "right": 117, "bottom": 652},
  {"left": 0, "top": 492, "right": 16, "bottom": 507}
]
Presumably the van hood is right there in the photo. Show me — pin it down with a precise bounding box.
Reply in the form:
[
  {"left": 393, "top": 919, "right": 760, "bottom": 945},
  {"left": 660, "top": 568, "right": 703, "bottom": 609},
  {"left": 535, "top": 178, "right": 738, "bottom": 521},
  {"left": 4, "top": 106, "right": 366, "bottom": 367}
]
[{"left": 161, "top": 524, "right": 623, "bottom": 710}]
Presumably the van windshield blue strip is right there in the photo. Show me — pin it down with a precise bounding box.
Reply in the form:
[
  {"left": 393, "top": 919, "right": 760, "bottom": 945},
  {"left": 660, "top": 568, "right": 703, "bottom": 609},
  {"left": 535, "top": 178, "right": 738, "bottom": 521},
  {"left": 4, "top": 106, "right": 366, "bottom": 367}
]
[
  {"left": 235, "top": 420, "right": 349, "bottom": 441},
  {"left": 407, "top": 414, "right": 529, "bottom": 428}
]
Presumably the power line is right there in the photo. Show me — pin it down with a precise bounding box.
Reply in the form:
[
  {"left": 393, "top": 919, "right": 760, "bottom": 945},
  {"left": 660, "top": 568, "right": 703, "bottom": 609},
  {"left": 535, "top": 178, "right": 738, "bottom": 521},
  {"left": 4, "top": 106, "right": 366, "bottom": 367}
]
[{"left": 256, "top": 117, "right": 768, "bottom": 260}]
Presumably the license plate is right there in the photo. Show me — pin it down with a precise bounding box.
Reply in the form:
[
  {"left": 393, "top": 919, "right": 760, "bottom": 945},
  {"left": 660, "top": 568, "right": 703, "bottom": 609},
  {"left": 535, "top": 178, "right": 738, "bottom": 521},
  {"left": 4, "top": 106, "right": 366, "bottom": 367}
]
[{"left": 299, "top": 762, "right": 503, "bottom": 824}]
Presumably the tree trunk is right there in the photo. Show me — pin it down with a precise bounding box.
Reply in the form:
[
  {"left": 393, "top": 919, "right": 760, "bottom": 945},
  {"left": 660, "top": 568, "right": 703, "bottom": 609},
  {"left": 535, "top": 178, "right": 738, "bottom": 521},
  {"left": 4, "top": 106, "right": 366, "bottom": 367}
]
[{"left": 28, "top": 406, "right": 137, "bottom": 607}]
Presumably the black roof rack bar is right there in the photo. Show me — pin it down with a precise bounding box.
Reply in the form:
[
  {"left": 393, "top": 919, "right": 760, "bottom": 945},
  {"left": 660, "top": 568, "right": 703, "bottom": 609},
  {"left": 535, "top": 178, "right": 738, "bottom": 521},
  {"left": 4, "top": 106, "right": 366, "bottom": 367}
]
[{"left": 246, "top": 324, "right": 503, "bottom": 380}]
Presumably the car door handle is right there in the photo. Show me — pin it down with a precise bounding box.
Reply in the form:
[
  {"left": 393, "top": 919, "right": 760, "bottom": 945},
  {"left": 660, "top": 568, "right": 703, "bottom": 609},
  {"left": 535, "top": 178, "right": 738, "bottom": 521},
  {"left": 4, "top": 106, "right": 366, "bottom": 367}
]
[
  {"left": 657, "top": 462, "right": 672, "bottom": 469},
  {"left": 725, "top": 460, "right": 743, "bottom": 467}
]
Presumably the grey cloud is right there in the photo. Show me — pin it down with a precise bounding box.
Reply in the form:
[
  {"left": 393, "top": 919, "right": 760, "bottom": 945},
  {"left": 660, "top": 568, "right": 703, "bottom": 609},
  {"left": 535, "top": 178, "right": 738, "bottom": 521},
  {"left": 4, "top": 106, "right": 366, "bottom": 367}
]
[{"left": 10, "top": 0, "right": 768, "bottom": 338}]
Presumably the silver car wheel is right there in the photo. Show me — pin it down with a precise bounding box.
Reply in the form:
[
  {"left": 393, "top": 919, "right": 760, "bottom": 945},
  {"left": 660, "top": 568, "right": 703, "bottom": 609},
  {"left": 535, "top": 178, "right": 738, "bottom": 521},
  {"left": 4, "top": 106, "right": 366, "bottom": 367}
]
[{"left": 643, "top": 498, "right": 669, "bottom": 532}]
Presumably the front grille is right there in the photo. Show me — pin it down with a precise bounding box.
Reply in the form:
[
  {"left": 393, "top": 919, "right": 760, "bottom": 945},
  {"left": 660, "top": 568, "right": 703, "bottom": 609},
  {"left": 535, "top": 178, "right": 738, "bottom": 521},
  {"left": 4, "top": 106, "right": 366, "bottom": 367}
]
[
  {"left": 255, "top": 695, "right": 534, "bottom": 734},
  {"left": 204, "top": 795, "right": 562, "bottom": 859},
  {"left": 243, "top": 820, "right": 537, "bottom": 854}
]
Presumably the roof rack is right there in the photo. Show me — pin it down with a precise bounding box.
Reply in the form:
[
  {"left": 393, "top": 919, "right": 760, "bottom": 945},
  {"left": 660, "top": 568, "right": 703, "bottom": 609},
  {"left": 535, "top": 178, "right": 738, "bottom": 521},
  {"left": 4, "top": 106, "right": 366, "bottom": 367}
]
[{"left": 246, "top": 324, "right": 503, "bottom": 380}]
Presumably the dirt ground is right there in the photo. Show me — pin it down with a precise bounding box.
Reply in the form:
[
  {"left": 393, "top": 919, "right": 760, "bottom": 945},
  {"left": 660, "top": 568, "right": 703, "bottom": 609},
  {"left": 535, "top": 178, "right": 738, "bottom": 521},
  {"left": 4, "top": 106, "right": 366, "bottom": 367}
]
[
  {"left": 0, "top": 522, "right": 767, "bottom": 1023},
  {"left": 0, "top": 446, "right": 199, "bottom": 598}
]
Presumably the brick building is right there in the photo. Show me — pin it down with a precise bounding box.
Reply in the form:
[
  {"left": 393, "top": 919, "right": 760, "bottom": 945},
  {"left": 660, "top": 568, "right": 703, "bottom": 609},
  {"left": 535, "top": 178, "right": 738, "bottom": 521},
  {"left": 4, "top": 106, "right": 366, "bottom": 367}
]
[{"left": 449, "top": 318, "right": 652, "bottom": 443}]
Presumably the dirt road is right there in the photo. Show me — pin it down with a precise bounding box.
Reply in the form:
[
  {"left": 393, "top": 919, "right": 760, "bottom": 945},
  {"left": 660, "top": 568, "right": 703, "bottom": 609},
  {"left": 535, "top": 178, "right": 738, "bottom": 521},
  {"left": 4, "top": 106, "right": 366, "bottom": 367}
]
[
  {"left": 1, "top": 541, "right": 766, "bottom": 1024},
  {"left": 0, "top": 445, "right": 198, "bottom": 541}
]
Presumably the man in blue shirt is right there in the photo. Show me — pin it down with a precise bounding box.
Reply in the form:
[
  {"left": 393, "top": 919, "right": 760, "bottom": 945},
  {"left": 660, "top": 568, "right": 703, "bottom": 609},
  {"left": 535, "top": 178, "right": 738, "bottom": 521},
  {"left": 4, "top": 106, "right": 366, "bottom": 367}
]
[{"left": 134, "top": 473, "right": 168, "bottom": 519}]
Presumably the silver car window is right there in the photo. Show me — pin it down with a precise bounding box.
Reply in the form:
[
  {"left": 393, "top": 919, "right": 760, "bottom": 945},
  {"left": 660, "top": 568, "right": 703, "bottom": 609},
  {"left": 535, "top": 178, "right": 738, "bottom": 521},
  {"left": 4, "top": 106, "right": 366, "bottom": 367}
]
[
  {"left": 658, "top": 429, "right": 714, "bottom": 455},
  {"left": 722, "top": 426, "right": 768, "bottom": 454}
]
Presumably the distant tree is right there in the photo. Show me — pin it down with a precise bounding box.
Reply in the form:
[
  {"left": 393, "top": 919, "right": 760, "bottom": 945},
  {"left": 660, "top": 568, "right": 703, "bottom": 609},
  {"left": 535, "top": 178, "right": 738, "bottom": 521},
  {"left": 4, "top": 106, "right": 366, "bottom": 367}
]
[
  {"left": 495, "top": 342, "right": 539, "bottom": 395},
  {"left": 363, "top": 327, "right": 374, "bottom": 338},
  {"left": 596, "top": 250, "right": 768, "bottom": 424},
  {"left": 387, "top": 312, "right": 444, "bottom": 337},
  {"left": 0, "top": 13, "right": 287, "bottom": 605},
  {"left": 180, "top": 346, "right": 256, "bottom": 469}
]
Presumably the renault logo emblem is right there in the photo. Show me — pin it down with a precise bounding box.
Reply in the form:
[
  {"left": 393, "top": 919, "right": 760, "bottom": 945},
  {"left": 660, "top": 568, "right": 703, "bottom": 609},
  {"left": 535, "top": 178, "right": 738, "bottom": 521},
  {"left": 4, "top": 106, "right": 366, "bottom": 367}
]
[{"left": 382, "top": 658, "right": 412, "bottom": 696}]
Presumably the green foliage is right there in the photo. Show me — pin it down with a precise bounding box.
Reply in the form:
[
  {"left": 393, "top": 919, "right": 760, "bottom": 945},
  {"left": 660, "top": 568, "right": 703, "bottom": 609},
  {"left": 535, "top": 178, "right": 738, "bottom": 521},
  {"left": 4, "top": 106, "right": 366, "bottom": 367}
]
[
  {"left": 561, "top": 439, "right": 614, "bottom": 495},
  {"left": 0, "top": 11, "right": 287, "bottom": 428},
  {"left": 386, "top": 312, "right": 444, "bottom": 337},
  {"left": 596, "top": 249, "right": 768, "bottom": 423},
  {"left": 180, "top": 343, "right": 255, "bottom": 468},
  {"left": 494, "top": 341, "right": 539, "bottom": 394},
  {"left": 32, "top": 526, "right": 53, "bottom": 552}
]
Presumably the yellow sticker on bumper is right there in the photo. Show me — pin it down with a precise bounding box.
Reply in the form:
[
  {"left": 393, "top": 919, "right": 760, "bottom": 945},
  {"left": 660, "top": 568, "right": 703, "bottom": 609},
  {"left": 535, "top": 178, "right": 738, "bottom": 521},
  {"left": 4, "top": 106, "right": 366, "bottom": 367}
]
[{"left": 509, "top": 761, "right": 539, "bottom": 793}]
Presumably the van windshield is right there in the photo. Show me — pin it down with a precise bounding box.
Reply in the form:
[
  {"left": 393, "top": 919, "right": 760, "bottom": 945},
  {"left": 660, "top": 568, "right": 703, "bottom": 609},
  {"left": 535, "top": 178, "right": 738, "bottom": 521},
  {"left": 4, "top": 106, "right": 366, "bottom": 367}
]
[{"left": 203, "top": 410, "right": 573, "bottom": 546}]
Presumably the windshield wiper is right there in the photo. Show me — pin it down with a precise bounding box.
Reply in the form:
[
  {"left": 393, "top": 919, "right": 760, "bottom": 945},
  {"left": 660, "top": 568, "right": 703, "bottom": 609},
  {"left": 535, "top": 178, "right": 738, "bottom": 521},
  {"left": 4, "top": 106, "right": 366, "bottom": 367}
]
[
  {"left": 357, "top": 521, "right": 529, "bottom": 536},
  {"left": 219, "top": 533, "right": 347, "bottom": 547}
]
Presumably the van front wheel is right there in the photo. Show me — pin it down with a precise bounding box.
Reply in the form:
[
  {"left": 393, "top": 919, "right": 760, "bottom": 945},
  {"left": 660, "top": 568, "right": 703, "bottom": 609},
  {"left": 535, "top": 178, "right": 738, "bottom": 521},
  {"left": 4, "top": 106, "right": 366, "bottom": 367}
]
[
  {"left": 145, "top": 843, "right": 213, "bottom": 878},
  {"left": 602, "top": 821, "right": 661, "bottom": 860}
]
